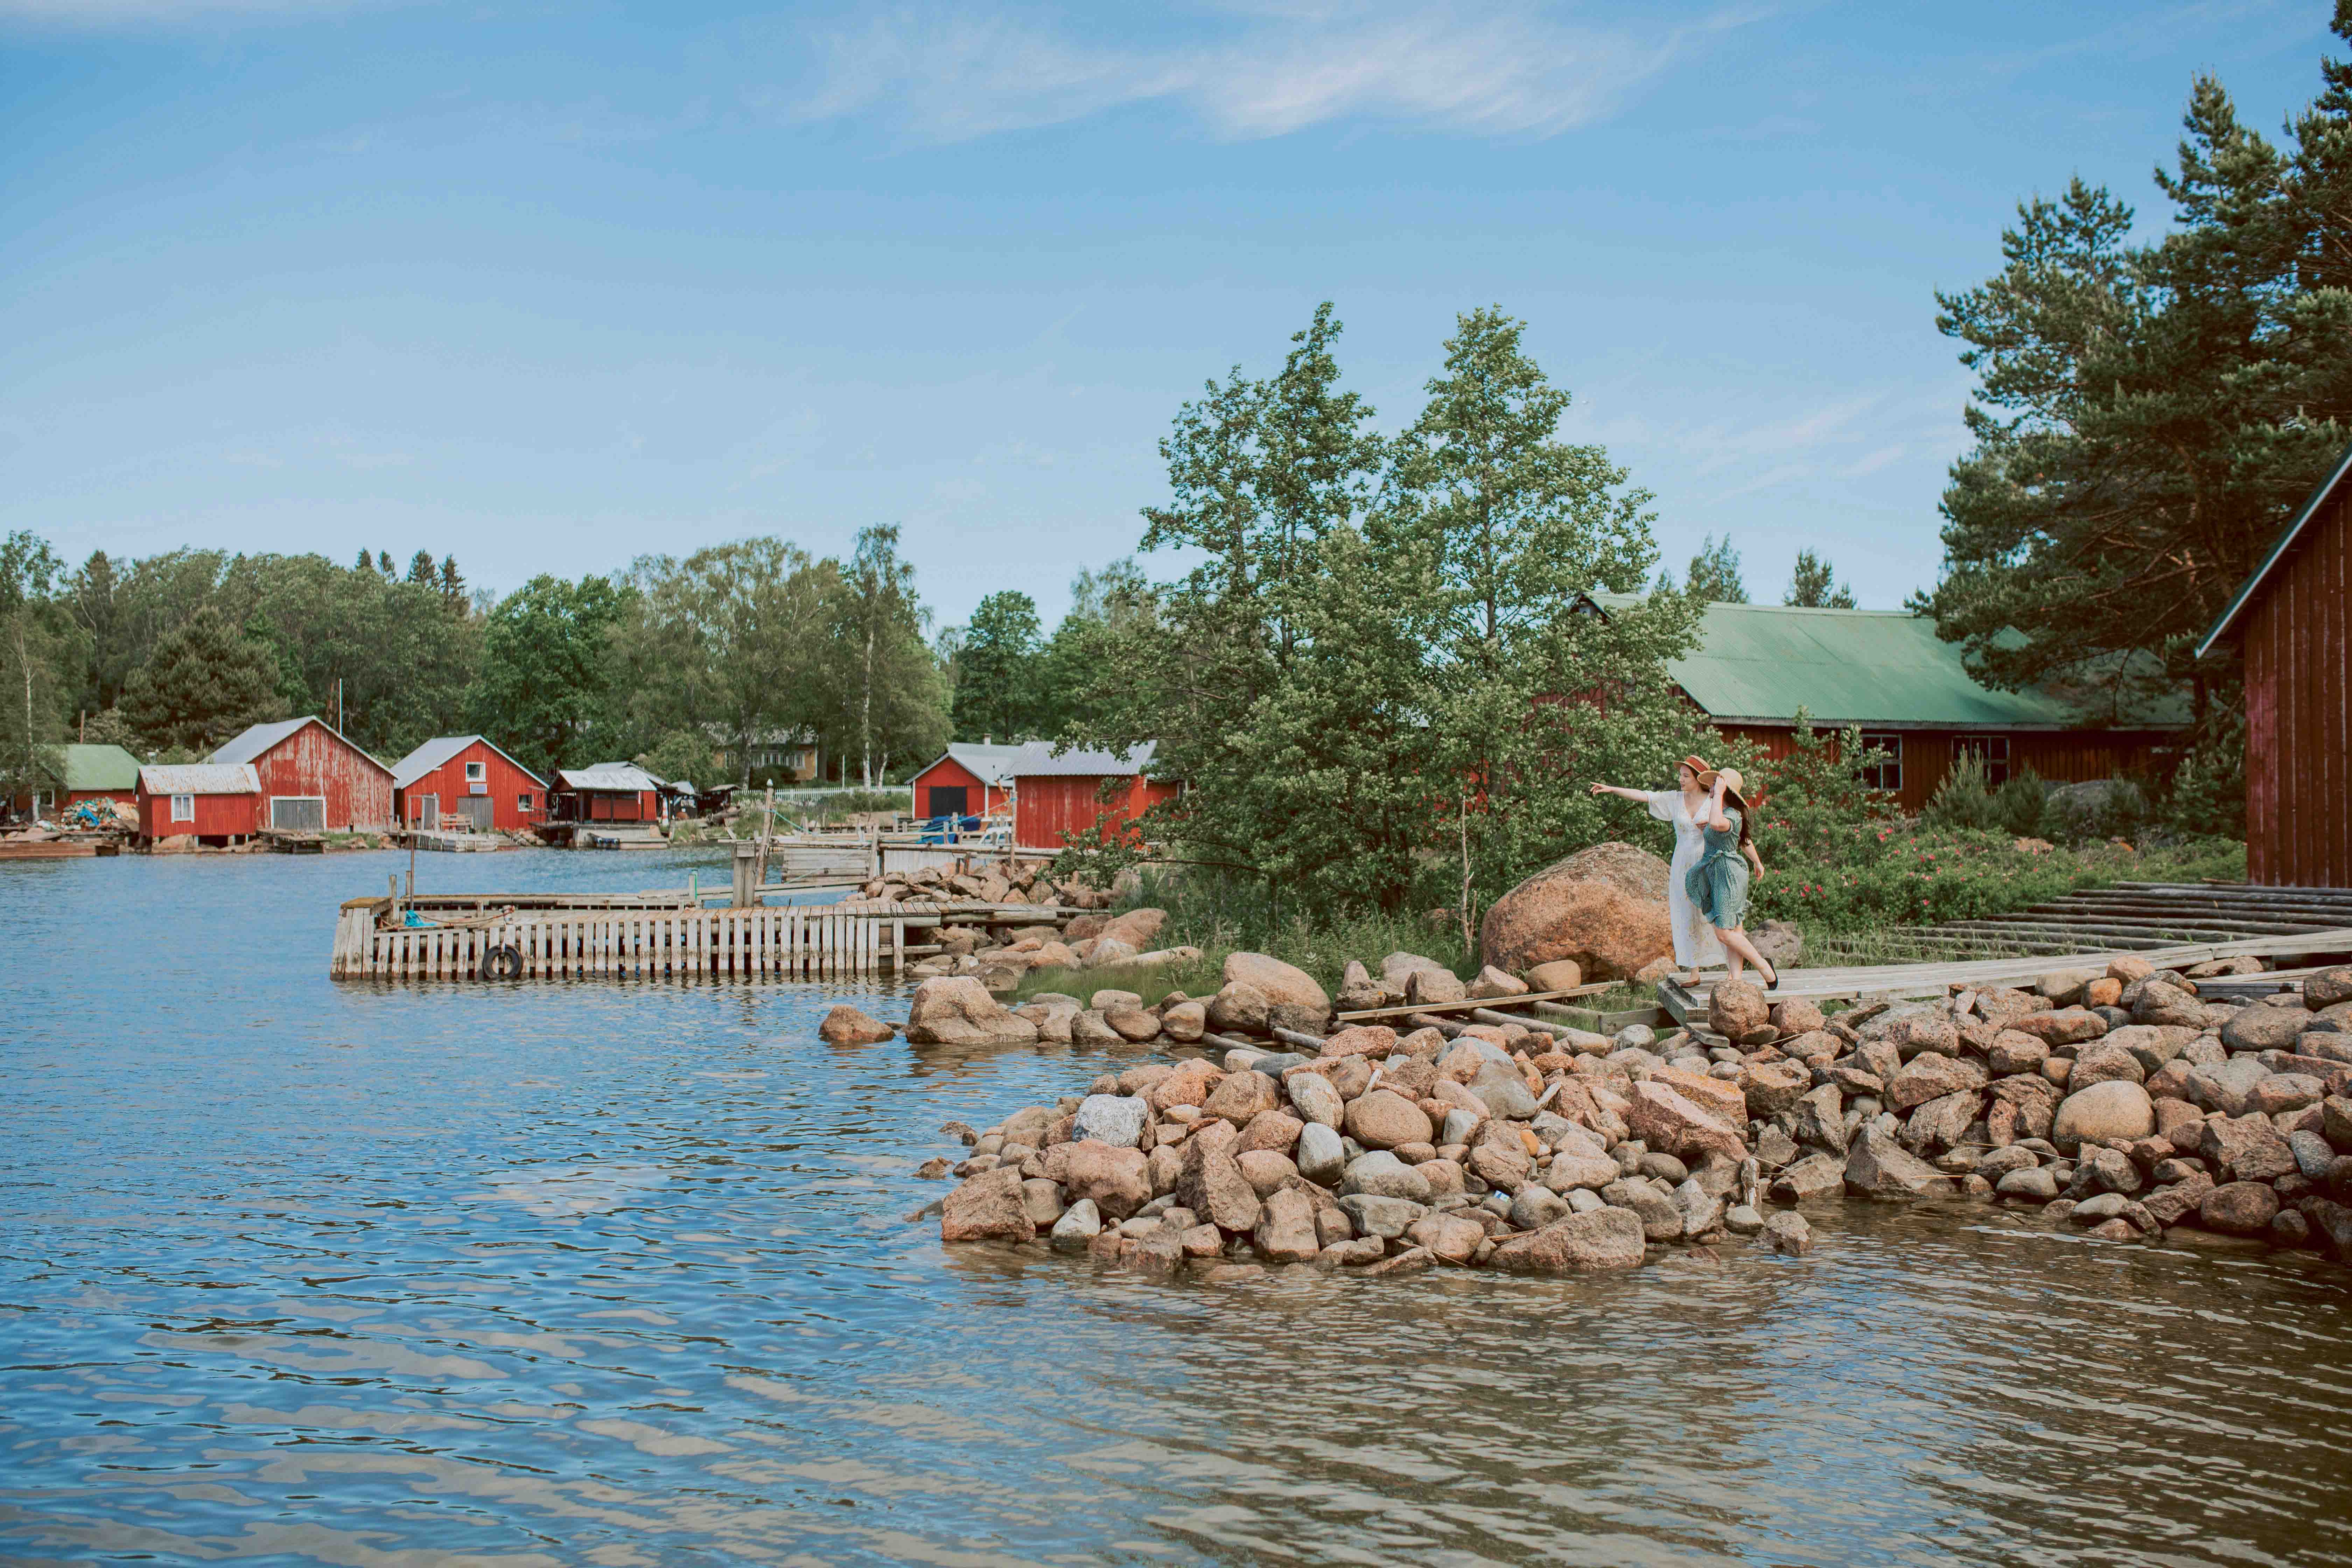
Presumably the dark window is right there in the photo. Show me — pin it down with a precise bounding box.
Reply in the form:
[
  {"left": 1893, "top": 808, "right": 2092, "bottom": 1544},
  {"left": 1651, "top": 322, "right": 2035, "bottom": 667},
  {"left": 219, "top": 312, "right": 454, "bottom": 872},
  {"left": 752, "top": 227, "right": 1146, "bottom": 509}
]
[
  {"left": 1953, "top": 734, "right": 2012, "bottom": 786},
  {"left": 927, "top": 784, "right": 969, "bottom": 818},
  {"left": 518, "top": 793, "right": 534, "bottom": 813},
  {"left": 1856, "top": 732, "right": 1903, "bottom": 793}
]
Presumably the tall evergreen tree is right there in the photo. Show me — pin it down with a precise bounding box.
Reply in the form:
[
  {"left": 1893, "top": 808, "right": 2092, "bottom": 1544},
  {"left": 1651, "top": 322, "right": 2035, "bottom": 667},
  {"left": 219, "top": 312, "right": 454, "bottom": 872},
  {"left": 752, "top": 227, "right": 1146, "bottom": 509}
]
[
  {"left": 120, "top": 604, "right": 287, "bottom": 752},
  {"left": 1785, "top": 548, "right": 1856, "bottom": 608}
]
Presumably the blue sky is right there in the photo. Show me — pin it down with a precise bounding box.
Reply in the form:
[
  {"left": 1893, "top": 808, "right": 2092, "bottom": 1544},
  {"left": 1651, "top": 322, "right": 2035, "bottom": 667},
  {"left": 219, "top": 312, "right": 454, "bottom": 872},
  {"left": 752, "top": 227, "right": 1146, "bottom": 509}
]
[{"left": 1, "top": 1, "right": 2336, "bottom": 628}]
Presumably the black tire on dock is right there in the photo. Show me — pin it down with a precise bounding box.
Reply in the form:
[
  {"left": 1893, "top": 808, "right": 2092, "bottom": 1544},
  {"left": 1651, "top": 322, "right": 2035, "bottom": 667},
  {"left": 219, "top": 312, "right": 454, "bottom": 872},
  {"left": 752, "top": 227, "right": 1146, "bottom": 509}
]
[{"left": 481, "top": 943, "right": 524, "bottom": 981}]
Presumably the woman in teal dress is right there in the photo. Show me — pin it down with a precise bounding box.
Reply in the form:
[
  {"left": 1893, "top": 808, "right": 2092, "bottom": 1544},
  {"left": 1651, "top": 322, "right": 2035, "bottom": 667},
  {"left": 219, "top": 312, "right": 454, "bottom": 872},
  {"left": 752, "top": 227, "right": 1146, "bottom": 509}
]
[{"left": 1688, "top": 767, "right": 1779, "bottom": 989}]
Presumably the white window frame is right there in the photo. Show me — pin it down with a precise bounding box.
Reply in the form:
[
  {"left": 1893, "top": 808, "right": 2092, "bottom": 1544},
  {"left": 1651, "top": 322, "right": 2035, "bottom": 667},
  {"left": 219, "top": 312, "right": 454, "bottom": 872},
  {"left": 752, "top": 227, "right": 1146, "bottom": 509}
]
[
  {"left": 171, "top": 793, "right": 195, "bottom": 822},
  {"left": 1952, "top": 734, "right": 2013, "bottom": 787},
  {"left": 1856, "top": 731, "right": 1904, "bottom": 794},
  {"left": 517, "top": 792, "right": 534, "bottom": 813},
  {"left": 464, "top": 759, "right": 486, "bottom": 782}
]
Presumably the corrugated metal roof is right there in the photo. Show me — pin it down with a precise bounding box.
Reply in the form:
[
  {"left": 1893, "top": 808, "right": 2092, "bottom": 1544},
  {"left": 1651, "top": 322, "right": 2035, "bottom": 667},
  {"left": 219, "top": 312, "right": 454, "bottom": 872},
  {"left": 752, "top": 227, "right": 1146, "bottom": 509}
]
[
  {"left": 56, "top": 743, "right": 141, "bottom": 792},
  {"left": 1010, "top": 740, "right": 1158, "bottom": 777},
  {"left": 139, "top": 763, "right": 259, "bottom": 794},
  {"left": 390, "top": 735, "right": 548, "bottom": 790},
  {"left": 1587, "top": 594, "right": 2088, "bottom": 729},
  {"left": 555, "top": 762, "right": 661, "bottom": 792},
  {"left": 916, "top": 742, "right": 1029, "bottom": 785},
  {"left": 210, "top": 715, "right": 393, "bottom": 773},
  {"left": 2197, "top": 436, "right": 2352, "bottom": 657}
]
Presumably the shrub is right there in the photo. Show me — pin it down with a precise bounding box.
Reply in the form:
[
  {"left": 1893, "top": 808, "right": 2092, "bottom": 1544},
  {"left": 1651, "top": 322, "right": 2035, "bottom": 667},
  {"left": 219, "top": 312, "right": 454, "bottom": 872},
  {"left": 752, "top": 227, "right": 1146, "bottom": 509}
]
[
  {"left": 1990, "top": 768, "right": 2048, "bottom": 839},
  {"left": 1923, "top": 751, "right": 2002, "bottom": 832}
]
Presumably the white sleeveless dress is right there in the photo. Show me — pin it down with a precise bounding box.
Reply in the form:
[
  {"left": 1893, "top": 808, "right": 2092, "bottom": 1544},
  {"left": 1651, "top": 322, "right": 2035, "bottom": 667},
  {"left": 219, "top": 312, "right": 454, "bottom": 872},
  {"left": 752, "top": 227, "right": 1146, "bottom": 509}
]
[{"left": 1648, "top": 790, "right": 1726, "bottom": 969}]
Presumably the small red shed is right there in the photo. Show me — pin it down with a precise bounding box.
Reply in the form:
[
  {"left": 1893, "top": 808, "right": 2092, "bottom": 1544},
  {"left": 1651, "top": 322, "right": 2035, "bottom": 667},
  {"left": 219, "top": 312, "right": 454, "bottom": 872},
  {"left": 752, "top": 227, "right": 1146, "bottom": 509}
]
[
  {"left": 2198, "top": 441, "right": 2352, "bottom": 888},
  {"left": 1011, "top": 741, "right": 1177, "bottom": 851},
  {"left": 391, "top": 735, "right": 549, "bottom": 832},
  {"left": 136, "top": 762, "right": 261, "bottom": 844},
  {"left": 551, "top": 763, "right": 663, "bottom": 823},
  {"left": 211, "top": 716, "right": 394, "bottom": 833},
  {"left": 908, "top": 742, "right": 1024, "bottom": 820}
]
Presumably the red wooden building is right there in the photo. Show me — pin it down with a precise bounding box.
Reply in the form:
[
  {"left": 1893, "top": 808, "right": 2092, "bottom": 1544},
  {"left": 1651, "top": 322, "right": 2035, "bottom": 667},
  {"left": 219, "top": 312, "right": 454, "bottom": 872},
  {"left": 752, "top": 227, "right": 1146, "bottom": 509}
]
[
  {"left": 211, "top": 716, "right": 395, "bottom": 832},
  {"left": 2198, "top": 442, "right": 2352, "bottom": 887},
  {"left": 391, "top": 735, "right": 549, "bottom": 832},
  {"left": 550, "top": 763, "right": 663, "bottom": 822},
  {"left": 908, "top": 743, "right": 1024, "bottom": 819},
  {"left": 1583, "top": 594, "right": 2185, "bottom": 815},
  {"left": 136, "top": 763, "right": 261, "bottom": 845},
  {"left": 7, "top": 743, "right": 141, "bottom": 820},
  {"left": 1012, "top": 741, "right": 1178, "bottom": 850}
]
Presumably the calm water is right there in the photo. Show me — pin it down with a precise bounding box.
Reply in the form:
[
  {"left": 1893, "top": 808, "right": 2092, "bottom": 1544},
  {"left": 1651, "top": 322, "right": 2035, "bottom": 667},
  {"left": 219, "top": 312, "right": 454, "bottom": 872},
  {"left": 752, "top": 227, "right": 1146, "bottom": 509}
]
[{"left": 3, "top": 849, "right": 2350, "bottom": 1566}]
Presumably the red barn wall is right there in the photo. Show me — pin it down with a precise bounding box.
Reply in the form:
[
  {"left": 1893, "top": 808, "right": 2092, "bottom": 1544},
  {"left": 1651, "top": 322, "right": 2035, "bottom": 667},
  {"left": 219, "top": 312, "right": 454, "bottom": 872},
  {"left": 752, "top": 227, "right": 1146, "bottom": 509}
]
[
  {"left": 399, "top": 742, "right": 546, "bottom": 831},
  {"left": 136, "top": 788, "right": 259, "bottom": 838},
  {"left": 1714, "top": 723, "right": 2174, "bottom": 817},
  {"left": 250, "top": 723, "right": 393, "bottom": 830},
  {"left": 577, "top": 790, "right": 656, "bottom": 821},
  {"left": 911, "top": 757, "right": 1007, "bottom": 818},
  {"left": 2243, "top": 488, "right": 2350, "bottom": 886},
  {"left": 1015, "top": 774, "right": 1178, "bottom": 848}
]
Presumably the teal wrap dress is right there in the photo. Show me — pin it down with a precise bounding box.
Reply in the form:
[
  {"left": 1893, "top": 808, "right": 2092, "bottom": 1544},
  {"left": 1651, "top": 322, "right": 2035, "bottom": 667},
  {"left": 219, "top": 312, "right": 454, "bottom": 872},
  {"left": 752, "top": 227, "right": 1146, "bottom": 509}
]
[{"left": 1684, "top": 806, "right": 1749, "bottom": 930}]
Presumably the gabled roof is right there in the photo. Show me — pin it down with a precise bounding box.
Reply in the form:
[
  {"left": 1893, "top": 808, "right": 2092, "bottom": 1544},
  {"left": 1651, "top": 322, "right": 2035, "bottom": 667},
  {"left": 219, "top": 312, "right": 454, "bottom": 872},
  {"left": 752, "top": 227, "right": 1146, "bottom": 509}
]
[
  {"left": 211, "top": 715, "right": 393, "bottom": 774},
  {"left": 52, "top": 743, "right": 141, "bottom": 792},
  {"left": 555, "top": 762, "right": 661, "bottom": 793},
  {"left": 913, "top": 742, "right": 1029, "bottom": 786},
  {"left": 140, "top": 763, "right": 260, "bottom": 795},
  {"left": 390, "top": 735, "right": 548, "bottom": 791},
  {"left": 2196, "top": 437, "right": 2352, "bottom": 658},
  {"left": 1010, "top": 740, "right": 1159, "bottom": 777},
  {"left": 1583, "top": 594, "right": 2154, "bottom": 731}
]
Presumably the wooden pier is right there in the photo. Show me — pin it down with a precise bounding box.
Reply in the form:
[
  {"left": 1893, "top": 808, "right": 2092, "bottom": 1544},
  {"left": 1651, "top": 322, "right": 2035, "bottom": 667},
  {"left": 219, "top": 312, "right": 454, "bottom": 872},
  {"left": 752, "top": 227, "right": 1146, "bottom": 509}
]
[{"left": 328, "top": 894, "right": 1072, "bottom": 983}]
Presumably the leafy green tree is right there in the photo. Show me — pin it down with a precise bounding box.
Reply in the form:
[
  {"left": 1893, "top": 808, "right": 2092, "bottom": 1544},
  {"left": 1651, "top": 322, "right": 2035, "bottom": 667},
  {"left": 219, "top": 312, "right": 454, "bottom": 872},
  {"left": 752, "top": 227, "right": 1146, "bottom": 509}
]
[
  {"left": 1, "top": 531, "right": 80, "bottom": 808},
  {"left": 467, "top": 573, "right": 632, "bottom": 778},
  {"left": 1785, "top": 548, "right": 1856, "bottom": 608},
  {"left": 818, "top": 524, "right": 950, "bottom": 784},
  {"left": 636, "top": 728, "right": 720, "bottom": 786},
  {"left": 951, "top": 589, "right": 1043, "bottom": 741},
  {"left": 1929, "top": 15, "right": 2352, "bottom": 728},
  {"left": 120, "top": 604, "right": 287, "bottom": 752}
]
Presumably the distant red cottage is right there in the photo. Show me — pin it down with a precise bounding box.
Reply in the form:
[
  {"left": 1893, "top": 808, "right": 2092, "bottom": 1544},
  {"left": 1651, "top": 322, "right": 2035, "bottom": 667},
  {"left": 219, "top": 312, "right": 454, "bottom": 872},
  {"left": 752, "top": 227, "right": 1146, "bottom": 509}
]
[
  {"left": 391, "top": 735, "right": 549, "bottom": 833},
  {"left": 1012, "top": 742, "right": 1177, "bottom": 851},
  {"left": 908, "top": 742, "right": 1025, "bottom": 820},
  {"left": 2198, "top": 440, "right": 2352, "bottom": 888},
  {"left": 136, "top": 763, "right": 261, "bottom": 845},
  {"left": 211, "top": 716, "right": 395, "bottom": 833}
]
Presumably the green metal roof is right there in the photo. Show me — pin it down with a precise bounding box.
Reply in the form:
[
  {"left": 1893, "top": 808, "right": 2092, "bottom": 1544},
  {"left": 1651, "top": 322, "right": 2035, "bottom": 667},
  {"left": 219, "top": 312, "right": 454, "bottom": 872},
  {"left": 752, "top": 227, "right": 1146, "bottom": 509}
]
[
  {"left": 1586, "top": 594, "right": 2149, "bottom": 730},
  {"left": 53, "top": 743, "right": 142, "bottom": 792}
]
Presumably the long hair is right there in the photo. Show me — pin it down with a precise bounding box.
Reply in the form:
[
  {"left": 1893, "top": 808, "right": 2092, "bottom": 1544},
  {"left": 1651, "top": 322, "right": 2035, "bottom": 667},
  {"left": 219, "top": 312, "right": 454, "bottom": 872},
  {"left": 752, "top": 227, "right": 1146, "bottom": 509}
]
[{"left": 1720, "top": 785, "right": 1755, "bottom": 849}]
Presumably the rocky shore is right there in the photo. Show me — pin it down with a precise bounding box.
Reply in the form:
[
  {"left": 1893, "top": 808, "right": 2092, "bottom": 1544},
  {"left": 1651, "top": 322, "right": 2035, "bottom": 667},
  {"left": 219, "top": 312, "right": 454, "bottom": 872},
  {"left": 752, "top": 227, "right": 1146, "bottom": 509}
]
[{"left": 921, "top": 945, "right": 2352, "bottom": 1276}]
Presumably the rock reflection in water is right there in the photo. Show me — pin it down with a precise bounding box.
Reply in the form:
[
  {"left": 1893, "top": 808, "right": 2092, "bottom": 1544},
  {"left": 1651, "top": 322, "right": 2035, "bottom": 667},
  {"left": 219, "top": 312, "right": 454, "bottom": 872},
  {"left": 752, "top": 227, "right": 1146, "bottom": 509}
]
[{"left": 0, "top": 851, "right": 2347, "bottom": 1566}]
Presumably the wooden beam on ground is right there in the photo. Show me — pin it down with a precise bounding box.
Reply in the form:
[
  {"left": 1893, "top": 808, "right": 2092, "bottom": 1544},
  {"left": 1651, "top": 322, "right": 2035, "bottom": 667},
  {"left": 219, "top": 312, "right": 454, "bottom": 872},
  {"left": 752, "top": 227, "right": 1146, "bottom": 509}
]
[{"left": 1332, "top": 983, "right": 1610, "bottom": 1024}]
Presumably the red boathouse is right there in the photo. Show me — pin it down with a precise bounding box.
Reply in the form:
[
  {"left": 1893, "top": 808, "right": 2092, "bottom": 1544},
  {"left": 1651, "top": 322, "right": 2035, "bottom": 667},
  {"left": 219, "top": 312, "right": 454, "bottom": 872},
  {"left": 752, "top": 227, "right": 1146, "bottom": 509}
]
[
  {"left": 210, "top": 716, "right": 395, "bottom": 833},
  {"left": 2198, "top": 440, "right": 2352, "bottom": 888},
  {"left": 1011, "top": 742, "right": 1177, "bottom": 851},
  {"left": 136, "top": 763, "right": 261, "bottom": 845},
  {"left": 391, "top": 735, "right": 549, "bottom": 833},
  {"left": 908, "top": 742, "right": 1024, "bottom": 820}
]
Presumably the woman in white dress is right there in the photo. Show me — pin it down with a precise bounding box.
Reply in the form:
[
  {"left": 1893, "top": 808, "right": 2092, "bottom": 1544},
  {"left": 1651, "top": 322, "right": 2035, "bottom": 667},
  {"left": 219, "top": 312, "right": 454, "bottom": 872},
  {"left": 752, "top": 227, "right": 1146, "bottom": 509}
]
[{"left": 1588, "top": 756, "right": 1764, "bottom": 980}]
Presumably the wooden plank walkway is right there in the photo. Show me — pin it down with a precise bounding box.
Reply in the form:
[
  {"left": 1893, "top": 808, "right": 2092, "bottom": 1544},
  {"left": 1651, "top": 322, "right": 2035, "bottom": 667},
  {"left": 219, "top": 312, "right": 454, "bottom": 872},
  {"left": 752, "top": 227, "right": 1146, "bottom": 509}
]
[
  {"left": 1662, "top": 924, "right": 2352, "bottom": 1023},
  {"left": 331, "top": 900, "right": 921, "bottom": 982},
  {"left": 1821, "top": 881, "right": 2352, "bottom": 961}
]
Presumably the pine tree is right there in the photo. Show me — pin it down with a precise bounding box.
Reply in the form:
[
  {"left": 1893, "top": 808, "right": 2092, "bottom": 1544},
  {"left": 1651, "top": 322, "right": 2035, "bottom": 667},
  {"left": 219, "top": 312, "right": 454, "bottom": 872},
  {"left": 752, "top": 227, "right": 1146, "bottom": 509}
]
[
  {"left": 1785, "top": 548, "right": 1856, "bottom": 608},
  {"left": 407, "top": 551, "right": 436, "bottom": 584},
  {"left": 121, "top": 604, "right": 288, "bottom": 752},
  {"left": 1671, "top": 534, "right": 1746, "bottom": 602}
]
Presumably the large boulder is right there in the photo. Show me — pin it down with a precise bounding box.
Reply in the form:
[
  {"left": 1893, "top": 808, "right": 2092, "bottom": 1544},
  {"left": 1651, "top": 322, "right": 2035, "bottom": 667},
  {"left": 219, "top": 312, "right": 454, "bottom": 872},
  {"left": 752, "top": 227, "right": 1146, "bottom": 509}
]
[
  {"left": 905, "top": 977, "right": 1041, "bottom": 1047},
  {"left": 1489, "top": 1205, "right": 1648, "bottom": 1274},
  {"left": 1478, "top": 842, "right": 1675, "bottom": 982},
  {"left": 1062, "top": 1141, "right": 1152, "bottom": 1218},
  {"left": 940, "top": 1167, "right": 1035, "bottom": 1241},
  {"left": 2050, "top": 1080, "right": 2155, "bottom": 1149},
  {"left": 1625, "top": 1079, "right": 1746, "bottom": 1163},
  {"left": 1843, "top": 1126, "right": 1952, "bottom": 1199},
  {"left": 817, "top": 1005, "right": 895, "bottom": 1045},
  {"left": 1221, "top": 952, "right": 1330, "bottom": 1032}
]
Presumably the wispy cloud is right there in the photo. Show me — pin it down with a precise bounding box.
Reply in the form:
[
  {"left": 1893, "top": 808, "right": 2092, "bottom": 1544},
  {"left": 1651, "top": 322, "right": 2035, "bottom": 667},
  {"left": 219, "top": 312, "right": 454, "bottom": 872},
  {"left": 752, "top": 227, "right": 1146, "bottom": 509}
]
[{"left": 780, "top": 1, "right": 1766, "bottom": 143}]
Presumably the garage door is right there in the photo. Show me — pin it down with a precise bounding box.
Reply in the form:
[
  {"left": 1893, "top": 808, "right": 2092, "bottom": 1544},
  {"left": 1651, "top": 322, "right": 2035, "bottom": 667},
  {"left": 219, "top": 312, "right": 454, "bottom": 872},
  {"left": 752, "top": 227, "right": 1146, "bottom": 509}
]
[
  {"left": 272, "top": 797, "right": 326, "bottom": 831},
  {"left": 460, "top": 796, "right": 495, "bottom": 831}
]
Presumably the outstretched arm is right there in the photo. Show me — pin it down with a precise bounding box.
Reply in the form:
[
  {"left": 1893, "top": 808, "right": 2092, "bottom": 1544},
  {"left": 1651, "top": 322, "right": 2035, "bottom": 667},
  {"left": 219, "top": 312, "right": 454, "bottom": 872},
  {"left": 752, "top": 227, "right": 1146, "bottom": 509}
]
[{"left": 1587, "top": 782, "right": 1651, "bottom": 801}]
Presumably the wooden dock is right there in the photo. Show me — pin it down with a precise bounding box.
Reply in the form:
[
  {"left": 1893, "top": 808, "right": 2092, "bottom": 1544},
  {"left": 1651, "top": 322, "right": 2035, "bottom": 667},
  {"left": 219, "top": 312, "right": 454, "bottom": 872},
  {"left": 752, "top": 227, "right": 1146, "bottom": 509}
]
[
  {"left": 1661, "top": 924, "right": 2352, "bottom": 1024},
  {"left": 326, "top": 894, "right": 1069, "bottom": 982}
]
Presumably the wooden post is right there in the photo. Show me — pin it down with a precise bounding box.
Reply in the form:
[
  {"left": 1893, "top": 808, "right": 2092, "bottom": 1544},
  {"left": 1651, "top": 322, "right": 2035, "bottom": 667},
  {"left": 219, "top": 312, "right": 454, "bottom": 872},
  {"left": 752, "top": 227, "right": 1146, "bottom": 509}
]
[{"left": 732, "top": 843, "right": 756, "bottom": 908}]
